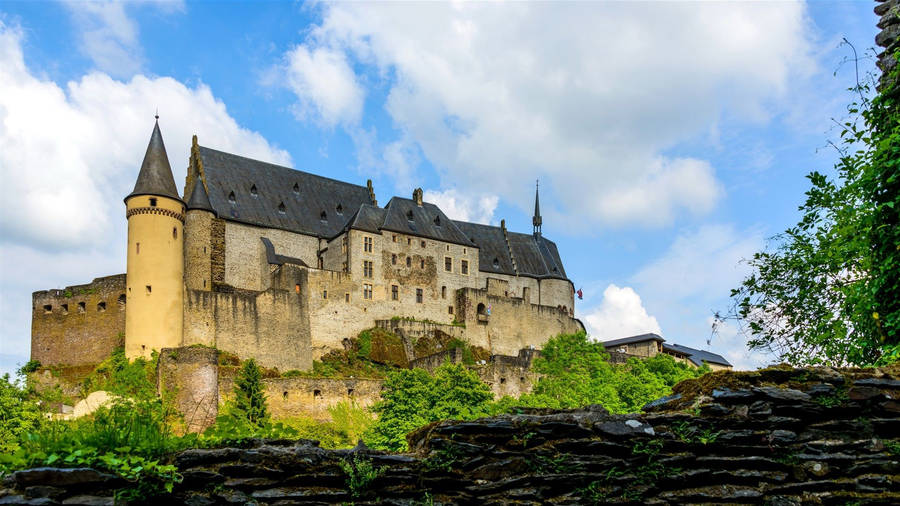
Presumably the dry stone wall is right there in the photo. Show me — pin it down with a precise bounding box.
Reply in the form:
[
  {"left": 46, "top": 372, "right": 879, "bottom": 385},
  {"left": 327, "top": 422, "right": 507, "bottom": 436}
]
[{"left": 6, "top": 365, "right": 898, "bottom": 505}]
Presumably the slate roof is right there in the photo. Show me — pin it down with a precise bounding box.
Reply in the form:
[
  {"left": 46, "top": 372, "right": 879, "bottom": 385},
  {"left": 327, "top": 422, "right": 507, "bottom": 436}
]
[
  {"left": 197, "top": 146, "right": 374, "bottom": 238},
  {"left": 186, "top": 180, "right": 214, "bottom": 212},
  {"left": 601, "top": 333, "right": 666, "bottom": 348},
  {"left": 128, "top": 121, "right": 181, "bottom": 202},
  {"left": 663, "top": 343, "right": 732, "bottom": 367},
  {"left": 380, "top": 198, "right": 475, "bottom": 247},
  {"left": 452, "top": 221, "right": 568, "bottom": 280}
]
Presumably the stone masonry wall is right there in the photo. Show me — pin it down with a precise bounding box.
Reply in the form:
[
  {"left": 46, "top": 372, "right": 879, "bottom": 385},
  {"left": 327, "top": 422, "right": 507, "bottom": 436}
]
[
  {"left": 4, "top": 365, "right": 899, "bottom": 505},
  {"left": 158, "top": 346, "right": 219, "bottom": 433},
  {"left": 31, "top": 275, "right": 127, "bottom": 367}
]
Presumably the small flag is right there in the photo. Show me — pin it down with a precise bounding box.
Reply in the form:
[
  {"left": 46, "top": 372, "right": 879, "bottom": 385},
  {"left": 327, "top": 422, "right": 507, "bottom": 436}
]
[{"left": 576, "top": 288, "right": 583, "bottom": 300}]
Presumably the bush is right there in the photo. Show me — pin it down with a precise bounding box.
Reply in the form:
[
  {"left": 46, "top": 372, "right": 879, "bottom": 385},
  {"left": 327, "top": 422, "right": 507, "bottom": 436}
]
[
  {"left": 232, "top": 359, "right": 268, "bottom": 426},
  {"left": 81, "top": 347, "right": 157, "bottom": 400},
  {"left": 0, "top": 374, "right": 43, "bottom": 453},
  {"left": 17, "top": 359, "right": 41, "bottom": 375}
]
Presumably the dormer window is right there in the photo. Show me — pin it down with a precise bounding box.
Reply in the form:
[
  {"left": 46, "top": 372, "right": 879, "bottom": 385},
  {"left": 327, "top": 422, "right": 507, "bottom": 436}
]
[
  {"left": 278, "top": 202, "right": 286, "bottom": 214},
  {"left": 250, "top": 184, "right": 258, "bottom": 197},
  {"left": 336, "top": 204, "right": 343, "bottom": 215},
  {"left": 293, "top": 183, "right": 300, "bottom": 194},
  {"left": 493, "top": 258, "right": 500, "bottom": 269},
  {"left": 434, "top": 215, "right": 441, "bottom": 226},
  {"left": 407, "top": 210, "right": 414, "bottom": 221},
  {"left": 228, "top": 191, "right": 236, "bottom": 204},
  {"left": 320, "top": 211, "right": 327, "bottom": 221}
]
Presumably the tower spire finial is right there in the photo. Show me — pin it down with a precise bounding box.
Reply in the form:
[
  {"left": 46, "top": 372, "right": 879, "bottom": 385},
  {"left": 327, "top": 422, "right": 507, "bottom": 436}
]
[
  {"left": 533, "top": 179, "right": 542, "bottom": 236},
  {"left": 155, "top": 108, "right": 159, "bottom": 121}
]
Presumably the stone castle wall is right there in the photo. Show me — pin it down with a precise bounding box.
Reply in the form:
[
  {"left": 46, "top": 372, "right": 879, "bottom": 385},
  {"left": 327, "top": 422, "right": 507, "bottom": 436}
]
[
  {"left": 31, "top": 275, "right": 127, "bottom": 367},
  {"left": 223, "top": 221, "right": 318, "bottom": 291},
  {"left": 456, "top": 287, "right": 583, "bottom": 355}
]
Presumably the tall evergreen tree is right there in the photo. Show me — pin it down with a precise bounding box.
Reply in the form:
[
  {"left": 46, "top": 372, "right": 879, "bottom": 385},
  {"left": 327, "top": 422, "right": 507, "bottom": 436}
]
[{"left": 233, "top": 359, "right": 268, "bottom": 427}]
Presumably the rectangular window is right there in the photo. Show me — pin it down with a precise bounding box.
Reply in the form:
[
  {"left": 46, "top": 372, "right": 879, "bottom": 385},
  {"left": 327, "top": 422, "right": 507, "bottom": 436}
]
[
  {"left": 363, "top": 283, "right": 373, "bottom": 300},
  {"left": 391, "top": 285, "right": 399, "bottom": 301},
  {"left": 406, "top": 257, "right": 411, "bottom": 267},
  {"left": 416, "top": 288, "right": 423, "bottom": 303},
  {"left": 448, "top": 305, "right": 454, "bottom": 314},
  {"left": 392, "top": 234, "right": 398, "bottom": 243},
  {"left": 363, "top": 260, "right": 373, "bottom": 278},
  {"left": 421, "top": 240, "right": 426, "bottom": 248},
  {"left": 323, "top": 290, "right": 327, "bottom": 299},
  {"left": 364, "top": 236, "right": 373, "bottom": 252},
  {"left": 345, "top": 293, "right": 350, "bottom": 302},
  {"left": 445, "top": 257, "right": 452, "bottom": 272},
  {"left": 441, "top": 286, "right": 447, "bottom": 299},
  {"left": 420, "top": 259, "right": 425, "bottom": 269},
  {"left": 392, "top": 254, "right": 397, "bottom": 265},
  {"left": 461, "top": 259, "right": 469, "bottom": 275}
]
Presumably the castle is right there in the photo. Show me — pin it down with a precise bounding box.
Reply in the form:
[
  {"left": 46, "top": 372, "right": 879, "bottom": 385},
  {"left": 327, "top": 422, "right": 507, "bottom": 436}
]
[{"left": 31, "top": 119, "right": 584, "bottom": 374}]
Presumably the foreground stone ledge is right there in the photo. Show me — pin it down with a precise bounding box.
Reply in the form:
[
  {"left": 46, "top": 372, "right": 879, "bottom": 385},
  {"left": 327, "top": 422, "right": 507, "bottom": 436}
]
[{"left": 2, "top": 365, "right": 900, "bottom": 504}]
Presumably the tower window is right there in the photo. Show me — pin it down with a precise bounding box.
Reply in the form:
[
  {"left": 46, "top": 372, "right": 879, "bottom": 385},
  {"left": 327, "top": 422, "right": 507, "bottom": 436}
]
[
  {"left": 146, "top": 285, "right": 152, "bottom": 294},
  {"left": 149, "top": 198, "right": 157, "bottom": 207},
  {"left": 61, "top": 304, "right": 68, "bottom": 315},
  {"left": 347, "top": 388, "right": 354, "bottom": 396},
  {"left": 392, "top": 234, "right": 397, "bottom": 242},
  {"left": 117, "top": 294, "right": 126, "bottom": 309},
  {"left": 295, "top": 284, "right": 300, "bottom": 293},
  {"left": 77, "top": 302, "right": 86, "bottom": 313},
  {"left": 345, "top": 293, "right": 350, "bottom": 302},
  {"left": 391, "top": 254, "right": 397, "bottom": 265},
  {"left": 136, "top": 242, "right": 140, "bottom": 254},
  {"left": 442, "top": 286, "right": 447, "bottom": 299},
  {"left": 420, "top": 259, "right": 425, "bottom": 269},
  {"left": 97, "top": 302, "right": 106, "bottom": 312},
  {"left": 250, "top": 184, "right": 258, "bottom": 196},
  {"left": 407, "top": 238, "right": 411, "bottom": 245},
  {"left": 461, "top": 260, "right": 469, "bottom": 275},
  {"left": 391, "top": 285, "right": 399, "bottom": 301},
  {"left": 448, "top": 305, "right": 454, "bottom": 314},
  {"left": 43, "top": 304, "right": 52, "bottom": 313},
  {"left": 416, "top": 289, "right": 423, "bottom": 303},
  {"left": 278, "top": 202, "right": 286, "bottom": 214},
  {"left": 228, "top": 191, "right": 236, "bottom": 203},
  {"left": 445, "top": 257, "right": 452, "bottom": 272},
  {"left": 293, "top": 183, "right": 300, "bottom": 194},
  {"left": 323, "top": 290, "right": 327, "bottom": 299},
  {"left": 406, "top": 257, "right": 411, "bottom": 267},
  {"left": 313, "top": 389, "right": 322, "bottom": 399},
  {"left": 173, "top": 227, "right": 177, "bottom": 239},
  {"left": 421, "top": 240, "right": 426, "bottom": 248}
]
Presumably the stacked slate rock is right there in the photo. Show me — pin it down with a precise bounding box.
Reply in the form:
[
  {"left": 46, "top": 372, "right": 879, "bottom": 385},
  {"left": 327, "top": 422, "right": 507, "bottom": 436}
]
[
  {"left": 877, "top": 0, "right": 900, "bottom": 91},
  {"left": 2, "top": 365, "right": 899, "bottom": 505}
]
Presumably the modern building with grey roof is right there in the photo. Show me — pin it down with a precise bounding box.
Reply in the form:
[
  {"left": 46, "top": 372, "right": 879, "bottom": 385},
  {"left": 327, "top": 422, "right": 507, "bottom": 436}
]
[{"left": 601, "top": 333, "right": 732, "bottom": 370}]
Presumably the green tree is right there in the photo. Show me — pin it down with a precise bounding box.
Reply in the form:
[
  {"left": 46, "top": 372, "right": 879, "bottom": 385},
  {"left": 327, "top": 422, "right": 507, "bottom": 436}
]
[
  {"left": 726, "top": 44, "right": 900, "bottom": 366},
  {"left": 365, "top": 364, "right": 493, "bottom": 451},
  {"left": 232, "top": 359, "right": 268, "bottom": 427},
  {"left": 0, "top": 374, "right": 43, "bottom": 453}
]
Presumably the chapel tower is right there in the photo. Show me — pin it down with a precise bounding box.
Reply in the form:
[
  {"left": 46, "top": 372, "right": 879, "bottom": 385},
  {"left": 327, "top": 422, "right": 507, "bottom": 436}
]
[{"left": 124, "top": 117, "right": 185, "bottom": 359}]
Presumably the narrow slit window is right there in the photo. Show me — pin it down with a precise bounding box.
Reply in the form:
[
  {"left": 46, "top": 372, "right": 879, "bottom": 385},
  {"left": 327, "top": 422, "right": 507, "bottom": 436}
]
[
  {"left": 392, "top": 254, "right": 397, "bottom": 265},
  {"left": 146, "top": 285, "right": 152, "bottom": 294},
  {"left": 441, "top": 286, "right": 447, "bottom": 299},
  {"left": 448, "top": 305, "right": 453, "bottom": 314},
  {"left": 406, "top": 257, "right": 411, "bottom": 267},
  {"left": 136, "top": 242, "right": 140, "bottom": 254},
  {"left": 173, "top": 227, "right": 177, "bottom": 239},
  {"left": 420, "top": 259, "right": 425, "bottom": 269},
  {"left": 416, "top": 288, "right": 423, "bottom": 303}
]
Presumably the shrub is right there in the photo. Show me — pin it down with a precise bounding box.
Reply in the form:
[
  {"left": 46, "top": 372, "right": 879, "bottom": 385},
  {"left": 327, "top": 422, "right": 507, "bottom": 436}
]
[
  {"left": 0, "top": 374, "right": 43, "bottom": 453},
  {"left": 232, "top": 359, "right": 268, "bottom": 426}
]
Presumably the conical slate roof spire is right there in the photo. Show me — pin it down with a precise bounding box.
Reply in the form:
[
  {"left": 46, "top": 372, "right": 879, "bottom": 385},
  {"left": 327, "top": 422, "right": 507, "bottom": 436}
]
[
  {"left": 532, "top": 179, "right": 542, "bottom": 236},
  {"left": 126, "top": 119, "right": 181, "bottom": 202},
  {"left": 186, "top": 180, "right": 214, "bottom": 212}
]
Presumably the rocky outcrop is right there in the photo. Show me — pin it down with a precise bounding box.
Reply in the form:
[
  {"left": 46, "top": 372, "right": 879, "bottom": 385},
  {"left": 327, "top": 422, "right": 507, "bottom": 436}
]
[{"left": 2, "top": 365, "right": 899, "bottom": 504}]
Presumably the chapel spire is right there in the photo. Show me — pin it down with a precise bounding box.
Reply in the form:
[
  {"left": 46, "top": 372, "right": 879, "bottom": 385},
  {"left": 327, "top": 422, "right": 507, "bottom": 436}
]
[
  {"left": 533, "top": 179, "right": 542, "bottom": 236},
  {"left": 126, "top": 117, "right": 181, "bottom": 202}
]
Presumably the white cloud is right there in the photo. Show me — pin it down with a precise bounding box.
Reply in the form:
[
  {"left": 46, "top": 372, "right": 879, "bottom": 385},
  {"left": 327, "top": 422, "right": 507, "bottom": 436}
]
[
  {"left": 0, "top": 20, "right": 287, "bottom": 375},
  {"left": 706, "top": 317, "right": 772, "bottom": 371},
  {"left": 282, "top": 1, "right": 814, "bottom": 227},
  {"left": 282, "top": 44, "right": 365, "bottom": 127},
  {"left": 584, "top": 284, "right": 662, "bottom": 341},
  {"left": 423, "top": 188, "right": 497, "bottom": 224}
]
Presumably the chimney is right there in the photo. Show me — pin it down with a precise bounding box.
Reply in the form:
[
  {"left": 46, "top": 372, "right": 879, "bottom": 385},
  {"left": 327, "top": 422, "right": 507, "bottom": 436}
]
[{"left": 413, "top": 188, "right": 423, "bottom": 206}]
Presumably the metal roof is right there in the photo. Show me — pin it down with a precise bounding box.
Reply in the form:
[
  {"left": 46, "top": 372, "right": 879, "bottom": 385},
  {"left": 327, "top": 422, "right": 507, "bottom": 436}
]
[
  {"left": 127, "top": 121, "right": 181, "bottom": 202},
  {"left": 663, "top": 343, "right": 732, "bottom": 367},
  {"left": 198, "top": 146, "right": 374, "bottom": 238},
  {"left": 601, "top": 333, "right": 666, "bottom": 348}
]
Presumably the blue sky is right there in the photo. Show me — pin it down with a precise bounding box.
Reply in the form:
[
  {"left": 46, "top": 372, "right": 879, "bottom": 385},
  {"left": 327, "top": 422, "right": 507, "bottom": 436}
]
[{"left": 0, "top": 1, "right": 882, "bottom": 376}]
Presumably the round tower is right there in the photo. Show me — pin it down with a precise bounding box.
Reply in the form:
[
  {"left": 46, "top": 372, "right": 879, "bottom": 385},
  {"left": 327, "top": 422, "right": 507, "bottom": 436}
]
[
  {"left": 124, "top": 118, "right": 185, "bottom": 359},
  {"left": 184, "top": 177, "right": 215, "bottom": 292}
]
